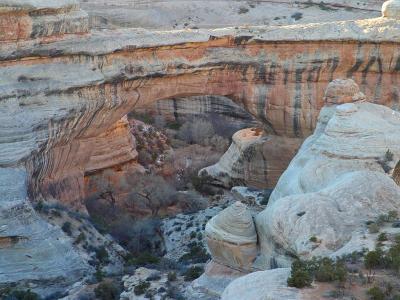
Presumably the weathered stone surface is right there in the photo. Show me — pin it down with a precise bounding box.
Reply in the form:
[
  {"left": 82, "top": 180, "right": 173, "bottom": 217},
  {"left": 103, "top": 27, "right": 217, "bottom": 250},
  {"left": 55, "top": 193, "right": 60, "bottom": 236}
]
[
  {"left": 80, "top": 0, "right": 381, "bottom": 30},
  {"left": 205, "top": 201, "right": 257, "bottom": 271},
  {"left": 201, "top": 128, "right": 302, "bottom": 189},
  {"left": 221, "top": 268, "right": 299, "bottom": 300},
  {"left": 0, "top": 0, "right": 88, "bottom": 42},
  {"left": 0, "top": 168, "right": 89, "bottom": 297},
  {"left": 256, "top": 100, "right": 400, "bottom": 268},
  {"left": 187, "top": 261, "right": 246, "bottom": 300},
  {"left": 323, "top": 78, "right": 366, "bottom": 105},
  {"left": 382, "top": 0, "right": 400, "bottom": 19}
]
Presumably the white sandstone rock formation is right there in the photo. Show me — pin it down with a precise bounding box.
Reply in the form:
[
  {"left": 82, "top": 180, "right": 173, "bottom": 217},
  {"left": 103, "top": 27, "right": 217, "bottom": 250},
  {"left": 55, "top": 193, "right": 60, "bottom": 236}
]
[
  {"left": 205, "top": 201, "right": 257, "bottom": 271},
  {"left": 256, "top": 100, "right": 400, "bottom": 268},
  {"left": 382, "top": 0, "right": 400, "bottom": 19},
  {"left": 201, "top": 128, "right": 302, "bottom": 189},
  {"left": 221, "top": 268, "right": 299, "bottom": 300}
]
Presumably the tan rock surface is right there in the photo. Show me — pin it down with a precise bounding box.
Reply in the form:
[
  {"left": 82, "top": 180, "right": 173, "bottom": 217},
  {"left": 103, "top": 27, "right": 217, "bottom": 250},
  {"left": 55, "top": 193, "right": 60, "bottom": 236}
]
[
  {"left": 201, "top": 128, "right": 302, "bottom": 189},
  {"left": 205, "top": 201, "right": 257, "bottom": 271}
]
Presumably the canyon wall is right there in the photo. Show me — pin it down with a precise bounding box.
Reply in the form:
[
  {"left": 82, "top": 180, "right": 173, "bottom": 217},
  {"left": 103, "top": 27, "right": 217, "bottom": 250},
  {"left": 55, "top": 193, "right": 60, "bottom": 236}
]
[
  {"left": 1, "top": 0, "right": 400, "bottom": 294},
  {"left": 2, "top": 15, "right": 400, "bottom": 205}
]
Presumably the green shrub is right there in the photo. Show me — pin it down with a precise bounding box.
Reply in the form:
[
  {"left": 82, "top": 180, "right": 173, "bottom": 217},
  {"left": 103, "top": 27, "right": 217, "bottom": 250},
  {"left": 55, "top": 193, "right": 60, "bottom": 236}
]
[
  {"left": 167, "top": 271, "right": 177, "bottom": 282},
  {"left": 95, "top": 266, "right": 105, "bottom": 282},
  {"left": 287, "top": 268, "right": 312, "bottom": 288},
  {"left": 287, "top": 258, "right": 347, "bottom": 288},
  {"left": 368, "top": 223, "right": 380, "bottom": 234},
  {"left": 3, "top": 289, "right": 41, "bottom": 300},
  {"left": 167, "top": 122, "right": 182, "bottom": 130},
  {"left": 377, "top": 232, "right": 388, "bottom": 242},
  {"left": 385, "top": 149, "right": 394, "bottom": 162},
  {"left": 367, "top": 287, "right": 385, "bottom": 300},
  {"left": 61, "top": 222, "right": 72, "bottom": 235},
  {"left": 364, "top": 250, "right": 384, "bottom": 272},
  {"left": 133, "top": 281, "right": 150, "bottom": 295},
  {"left": 126, "top": 252, "right": 160, "bottom": 267},
  {"left": 95, "top": 246, "right": 110, "bottom": 265},
  {"left": 74, "top": 232, "right": 86, "bottom": 244},
  {"left": 309, "top": 236, "right": 318, "bottom": 243},
  {"left": 191, "top": 173, "right": 214, "bottom": 195},
  {"left": 184, "top": 266, "right": 204, "bottom": 281},
  {"left": 94, "top": 282, "right": 119, "bottom": 300},
  {"left": 179, "top": 242, "right": 210, "bottom": 264}
]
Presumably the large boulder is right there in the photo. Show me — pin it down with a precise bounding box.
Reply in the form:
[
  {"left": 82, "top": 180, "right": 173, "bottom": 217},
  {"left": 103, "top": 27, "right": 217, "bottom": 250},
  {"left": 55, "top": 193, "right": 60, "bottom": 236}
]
[
  {"left": 205, "top": 201, "right": 257, "bottom": 271},
  {"left": 256, "top": 100, "right": 400, "bottom": 268}
]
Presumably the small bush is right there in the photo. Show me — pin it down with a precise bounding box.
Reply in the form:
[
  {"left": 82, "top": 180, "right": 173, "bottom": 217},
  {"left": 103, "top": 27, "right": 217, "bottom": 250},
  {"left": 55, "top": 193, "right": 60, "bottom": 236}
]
[
  {"left": 377, "top": 232, "right": 388, "bottom": 242},
  {"left": 62, "top": 222, "right": 72, "bottom": 236},
  {"left": 184, "top": 266, "right": 204, "bottom": 281},
  {"left": 291, "top": 12, "right": 303, "bottom": 21},
  {"left": 385, "top": 149, "right": 394, "bottom": 162},
  {"left": 95, "top": 266, "right": 105, "bottom": 282},
  {"left": 3, "top": 289, "right": 41, "bottom": 300},
  {"left": 179, "top": 242, "right": 210, "bottom": 264},
  {"left": 126, "top": 252, "right": 160, "bottom": 267},
  {"left": 367, "top": 287, "right": 385, "bottom": 300},
  {"left": 368, "top": 223, "right": 380, "bottom": 234},
  {"left": 167, "top": 271, "right": 177, "bottom": 282},
  {"left": 74, "top": 232, "right": 86, "bottom": 244},
  {"left": 95, "top": 246, "right": 110, "bottom": 265},
  {"left": 133, "top": 281, "right": 150, "bottom": 296},
  {"left": 94, "top": 282, "right": 119, "bottom": 300},
  {"left": 287, "top": 267, "right": 312, "bottom": 288},
  {"left": 309, "top": 236, "right": 318, "bottom": 243}
]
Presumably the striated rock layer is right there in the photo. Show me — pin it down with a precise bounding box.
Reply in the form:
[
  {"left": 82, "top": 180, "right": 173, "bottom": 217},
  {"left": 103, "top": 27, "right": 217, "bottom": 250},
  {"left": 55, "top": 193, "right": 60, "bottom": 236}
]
[
  {"left": 2, "top": 14, "right": 400, "bottom": 206},
  {"left": 201, "top": 128, "right": 302, "bottom": 189},
  {"left": 0, "top": 0, "right": 89, "bottom": 42},
  {"left": 0, "top": 168, "right": 89, "bottom": 297},
  {"left": 205, "top": 201, "right": 257, "bottom": 271}
]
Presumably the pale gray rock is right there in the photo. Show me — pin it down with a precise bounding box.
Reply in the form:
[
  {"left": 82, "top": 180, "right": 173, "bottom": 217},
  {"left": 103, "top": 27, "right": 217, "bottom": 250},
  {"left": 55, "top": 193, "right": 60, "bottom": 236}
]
[
  {"left": 0, "top": 168, "right": 89, "bottom": 297},
  {"left": 382, "top": 0, "right": 400, "bottom": 19},
  {"left": 256, "top": 101, "right": 400, "bottom": 267},
  {"left": 221, "top": 268, "right": 299, "bottom": 300}
]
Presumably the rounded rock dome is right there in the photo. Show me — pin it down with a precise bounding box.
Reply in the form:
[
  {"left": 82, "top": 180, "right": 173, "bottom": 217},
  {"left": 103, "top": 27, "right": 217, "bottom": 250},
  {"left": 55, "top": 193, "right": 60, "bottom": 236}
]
[{"left": 382, "top": 0, "right": 400, "bottom": 19}]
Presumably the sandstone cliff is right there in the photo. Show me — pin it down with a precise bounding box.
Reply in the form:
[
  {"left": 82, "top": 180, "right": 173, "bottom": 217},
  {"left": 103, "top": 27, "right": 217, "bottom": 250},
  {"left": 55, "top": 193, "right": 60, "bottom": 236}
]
[
  {"left": 1, "top": 0, "right": 400, "bottom": 295},
  {"left": 3, "top": 14, "right": 400, "bottom": 206}
]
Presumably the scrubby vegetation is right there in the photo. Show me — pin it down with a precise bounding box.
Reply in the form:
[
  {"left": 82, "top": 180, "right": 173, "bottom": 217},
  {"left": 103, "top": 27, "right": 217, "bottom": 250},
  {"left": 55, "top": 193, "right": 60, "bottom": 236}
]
[
  {"left": 94, "top": 281, "right": 120, "bottom": 300},
  {"left": 288, "top": 233, "right": 400, "bottom": 299},
  {"left": 287, "top": 257, "right": 347, "bottom": 288},
  {"left": 184, "top": 266, "right": 204, "bottom": 281},
  {"left": 1, "top": 289, "right": 41, "bottom": 300}
]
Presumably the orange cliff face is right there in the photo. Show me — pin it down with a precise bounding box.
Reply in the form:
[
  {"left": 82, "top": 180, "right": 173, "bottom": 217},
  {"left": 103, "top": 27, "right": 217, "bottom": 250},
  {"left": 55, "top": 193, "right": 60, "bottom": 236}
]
[{"left": 2, "top": 1, "right": 400, "bottom": 207}]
